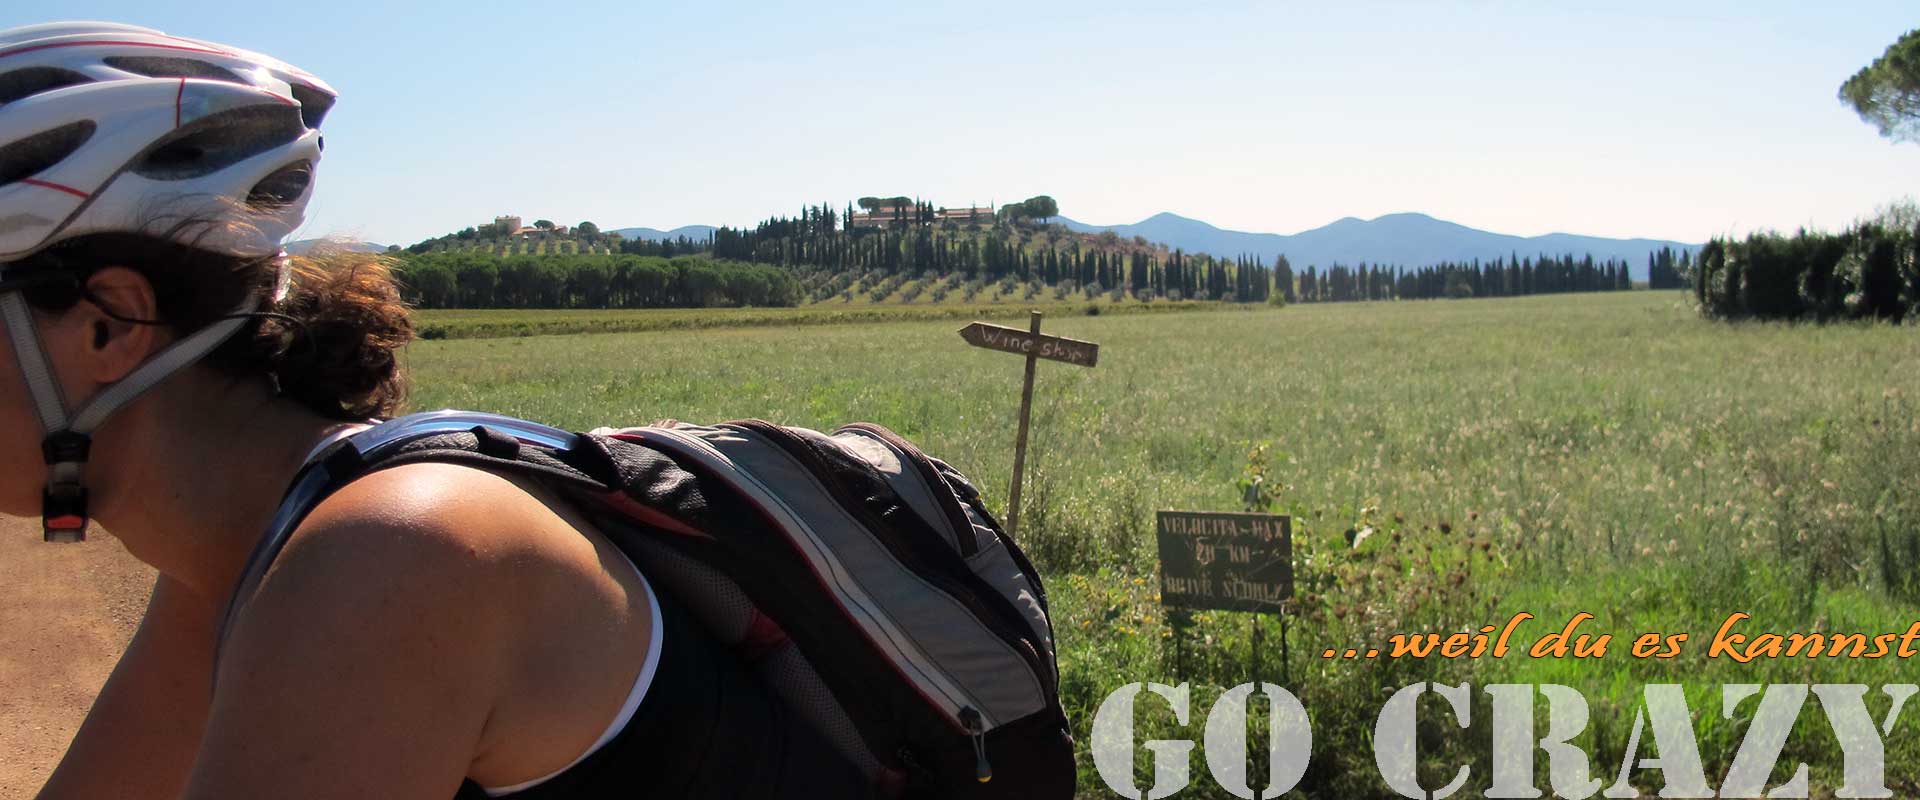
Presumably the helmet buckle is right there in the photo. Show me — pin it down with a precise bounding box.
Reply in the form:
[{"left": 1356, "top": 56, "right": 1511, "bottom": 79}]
[{"left": 43, "top": 483, "right": 88, "bottom": 543}]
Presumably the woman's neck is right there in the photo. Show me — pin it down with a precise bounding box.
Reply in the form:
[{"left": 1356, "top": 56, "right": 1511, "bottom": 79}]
[{"left": 89, "top": 379, "right": 363, "bottom": 603}]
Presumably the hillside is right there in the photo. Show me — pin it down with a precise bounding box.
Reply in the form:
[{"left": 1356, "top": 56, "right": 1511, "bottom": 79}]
[
  {"left": 594, "top": 210, "right": 1698, "bottom": 281},
  {"left": 1055, "top": 212, "right": 1698, "bottom": 281},
  {"left": 387, "top": 202, "right": 1666, "bottom": 310},
  {"left": 286, "top": 237, "right": 387, "bottom": 255},
  {"left": 607, "top": 225, "right": 719, "bottom": 242},
  {"left": 391, "top": 209, "right": 1695, "bottom": 280}
]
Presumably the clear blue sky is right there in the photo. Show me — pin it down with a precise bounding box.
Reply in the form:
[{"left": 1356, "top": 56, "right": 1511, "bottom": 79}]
[{"left": 23, "top": 1, "right": 1920, "bottom": 246}]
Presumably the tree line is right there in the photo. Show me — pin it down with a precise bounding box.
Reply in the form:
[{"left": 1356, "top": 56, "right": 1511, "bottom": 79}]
[
  {"left": 407, "top": 219, "right": 622, "bottom": 255},
  {"left": 1693, "top": 217, "right": 1919, "bottom": 322},
  {"left": 707, "top": 204, "right": 1277, "bottom": 302},
  {"left": 1647, "top": 246, "right": 1691, "bottom": 290},
  {"left": 392, "top": 252, "right": 800, "bottom": 309},
  {"left": 392, "top": 201, "right": 1665, "bottom": 310},
  {"left": 1278, "top": 253, "right": 1638, "bottom": 303},
  {"left": 1684, "top": 29, "right": 1920, "bottom": 322}
]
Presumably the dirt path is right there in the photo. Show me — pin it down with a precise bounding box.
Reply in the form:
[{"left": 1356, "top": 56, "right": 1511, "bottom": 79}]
[{"left": 0, "top": 518, "right": 154, "bottom": 799}]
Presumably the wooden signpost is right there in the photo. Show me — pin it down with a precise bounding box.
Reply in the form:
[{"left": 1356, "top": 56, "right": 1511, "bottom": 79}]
[
  {"left": 958, "top": 312, "right": 1100, "bottom": 537},
  {"left": 1156, "top": 509, "right": 1294, "bottom": 683},
  {"left": 957, "top": 319, "right": 1100, "bottom": 368}
]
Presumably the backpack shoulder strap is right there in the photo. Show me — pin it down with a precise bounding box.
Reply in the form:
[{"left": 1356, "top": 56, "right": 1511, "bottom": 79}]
[{"left": 215, "top": 411, "right": 607, "bottom": 682}]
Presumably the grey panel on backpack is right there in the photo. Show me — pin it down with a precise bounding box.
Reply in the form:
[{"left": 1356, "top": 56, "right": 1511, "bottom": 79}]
[
  {"left": 825, "top": 428, "right": 965, "bottom": 554},
  {"left": 655, "top": 423, "right": 1047, "bottom": 729},
  {"left": 961, "top": 510, "right": 1056, "bottom": 661}
]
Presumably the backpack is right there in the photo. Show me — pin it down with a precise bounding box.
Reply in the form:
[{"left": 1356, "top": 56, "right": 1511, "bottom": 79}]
[{"left": 222, "top": 410, "right": 1077, "bottom": 799}]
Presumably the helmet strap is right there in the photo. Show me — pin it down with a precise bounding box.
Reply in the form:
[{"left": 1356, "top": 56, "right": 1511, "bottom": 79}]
[{"left": 0, "top": 288, "right": 258, "bottom": 541}]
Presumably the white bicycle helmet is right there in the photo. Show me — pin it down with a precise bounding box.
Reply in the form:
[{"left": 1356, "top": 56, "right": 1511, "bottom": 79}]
[{"left": 0, "top": 21, "right": 336, "bottom": 541}]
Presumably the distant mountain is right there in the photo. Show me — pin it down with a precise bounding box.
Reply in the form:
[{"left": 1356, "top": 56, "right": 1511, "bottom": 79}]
[
  {"left": 286, "top": 237, "right": 386, "bottom": 255},
  {"left": 609, "top": 225, "right": 718, "bottom": 242},
  {"left": 1057, "top": 212, "right": 1698, "bottom": 281}
]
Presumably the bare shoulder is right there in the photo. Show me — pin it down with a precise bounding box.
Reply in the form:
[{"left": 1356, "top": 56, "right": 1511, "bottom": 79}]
[
  {"left": 233, "top": 460, "right": 615, "bottom": 650},
  {"left": 289, "top": 460, "right": 588, "bottom": 571},
  {"left": 195, "top": 461, "right": 644, "bottom": 797}
]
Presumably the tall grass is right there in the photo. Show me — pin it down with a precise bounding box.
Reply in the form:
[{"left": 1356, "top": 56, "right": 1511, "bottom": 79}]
[
  {"left": 401, "top": 291, "right": 1920, "bottom": 796},
  {"left": 412, "top": 298, "right": 1217, "bottom": 340}
]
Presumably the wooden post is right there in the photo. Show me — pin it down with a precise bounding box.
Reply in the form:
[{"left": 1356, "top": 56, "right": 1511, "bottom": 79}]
[
  {"left": 1005, "top": 311, "right": 1042, "bottom": 538},
  {"left": 956, "top": 316, "right": 1097, "bottom": 539}
]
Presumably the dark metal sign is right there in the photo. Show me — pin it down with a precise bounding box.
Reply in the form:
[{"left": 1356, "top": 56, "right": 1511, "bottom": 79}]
[
  {"left": 1156, "top": 510, "right": 1293, "bottom": 613},
  {"left": 958, "top": 322, "right": 1100, "bottom": 367}
]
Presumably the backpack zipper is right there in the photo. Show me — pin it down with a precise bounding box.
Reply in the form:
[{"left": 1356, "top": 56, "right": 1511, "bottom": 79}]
[{"left": 961, "top": 706, "right": 993, "bottom": 783}]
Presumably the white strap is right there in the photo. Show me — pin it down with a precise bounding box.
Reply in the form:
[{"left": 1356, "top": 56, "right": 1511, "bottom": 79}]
[
  {"left": 68, "top": 297, "right": 256, "bottom": 435},
  {"left": 0, "top": 292, "right": 73, "bottom": 435}
]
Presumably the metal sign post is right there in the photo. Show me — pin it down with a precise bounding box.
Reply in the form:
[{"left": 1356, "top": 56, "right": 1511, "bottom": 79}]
[
  {"left": 958, "top": 313, "right": 1099, "bottom": 537},
  {"left": 1156, "top": 508, "right": 1294, "bottom": 791},
  {"left": 1156, "top": 509, "right": 1294, "bottom": 677}
]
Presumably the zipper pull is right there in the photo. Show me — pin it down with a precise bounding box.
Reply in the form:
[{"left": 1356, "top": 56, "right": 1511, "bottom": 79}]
[{"left": 961, "top": 707, "right": 992, "bottom": 783}]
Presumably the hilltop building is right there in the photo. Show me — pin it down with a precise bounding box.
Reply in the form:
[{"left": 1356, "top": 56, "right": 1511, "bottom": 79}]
[
  {"left": 849, "top": 199, "right": 995, "bottom": 228},
  {"left": 485, "top": 215, "right": 569, "bottom": 237}
]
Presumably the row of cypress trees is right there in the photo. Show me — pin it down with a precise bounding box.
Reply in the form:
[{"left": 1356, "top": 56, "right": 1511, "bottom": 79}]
[
  {"left": 1694, "top": 221, "right": 1920, "bottom": 322},
  {"left": 1281, "top": 254, "right": 1639, "bottom": 303},
  {"left": 391, "top": 252, "right": 800, "bottom": 309}
]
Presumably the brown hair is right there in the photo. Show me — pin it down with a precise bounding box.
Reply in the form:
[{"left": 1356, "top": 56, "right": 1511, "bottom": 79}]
[{"left": 16, "top": 232, "right": 413, "bottom": 420}]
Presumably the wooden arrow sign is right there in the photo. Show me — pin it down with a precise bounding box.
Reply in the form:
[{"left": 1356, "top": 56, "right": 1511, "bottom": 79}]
[
  {"left": 958, "top": 321, "right": 1100, "bottom": 367},
  {"left": 960, "top": 313, "right": 1102, "bottom": 538}
]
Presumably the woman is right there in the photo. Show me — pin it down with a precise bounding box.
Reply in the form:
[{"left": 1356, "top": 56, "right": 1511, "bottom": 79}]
[{"left": 1, "top": 22, "right": 863, "bottom": 799}]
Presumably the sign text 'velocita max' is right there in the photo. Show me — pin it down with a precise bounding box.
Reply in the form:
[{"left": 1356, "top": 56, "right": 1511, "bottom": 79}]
[{"left": 1155, "top": 510, "right": 1292, "bottom": 613}]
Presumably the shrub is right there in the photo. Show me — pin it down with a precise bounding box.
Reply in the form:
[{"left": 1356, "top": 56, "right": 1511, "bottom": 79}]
[{"left": 1699, "top": 215, "right": 1918, "bottom": 322}]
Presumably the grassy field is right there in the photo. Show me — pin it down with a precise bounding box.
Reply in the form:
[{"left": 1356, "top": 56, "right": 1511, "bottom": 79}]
[
  {"left": 413, "top": 297, "right": 1218, "bottom": 340},
  {"left": 402, "top": 291, "right": 1920, "bottom": 796}
]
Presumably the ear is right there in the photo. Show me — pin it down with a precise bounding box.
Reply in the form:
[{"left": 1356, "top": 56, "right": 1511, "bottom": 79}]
[{"left": 71, "top": 267, "right": 168, "bottom": 384}]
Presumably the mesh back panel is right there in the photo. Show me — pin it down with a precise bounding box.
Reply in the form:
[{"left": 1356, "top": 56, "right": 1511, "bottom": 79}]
[
  {"left": 610, "top": 527, "right": 753, "bottom": 642},
  {"left": 605, "top": 519, "right": 881, "bottom": 778},
  {"left": 759, "top": 642, "right": 883, "bottom": 778}
]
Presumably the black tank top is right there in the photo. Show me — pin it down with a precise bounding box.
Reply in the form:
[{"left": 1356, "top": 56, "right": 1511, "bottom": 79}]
[{"left": 453, "top": 584, "right": 872, "bottom": 799}]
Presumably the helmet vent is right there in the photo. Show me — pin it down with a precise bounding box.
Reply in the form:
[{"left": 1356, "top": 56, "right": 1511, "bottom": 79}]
[
  {"left": 102, "top": 56, "right": 245, "bottom": 84},
  {"left": 247, "top": 160, "right": 312, "bottom": 208},
  {"left": 287, "top": 83, "right": 335, "bottom": 129},
  {"left": 0, "top": 67, "right": 94, "bottom": 105},
  {"left": 0, "top": 121, "right": 95, "bottom": 188},
  {"left": 132, "top": 105, "right": 304, "bottom": 180}
]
